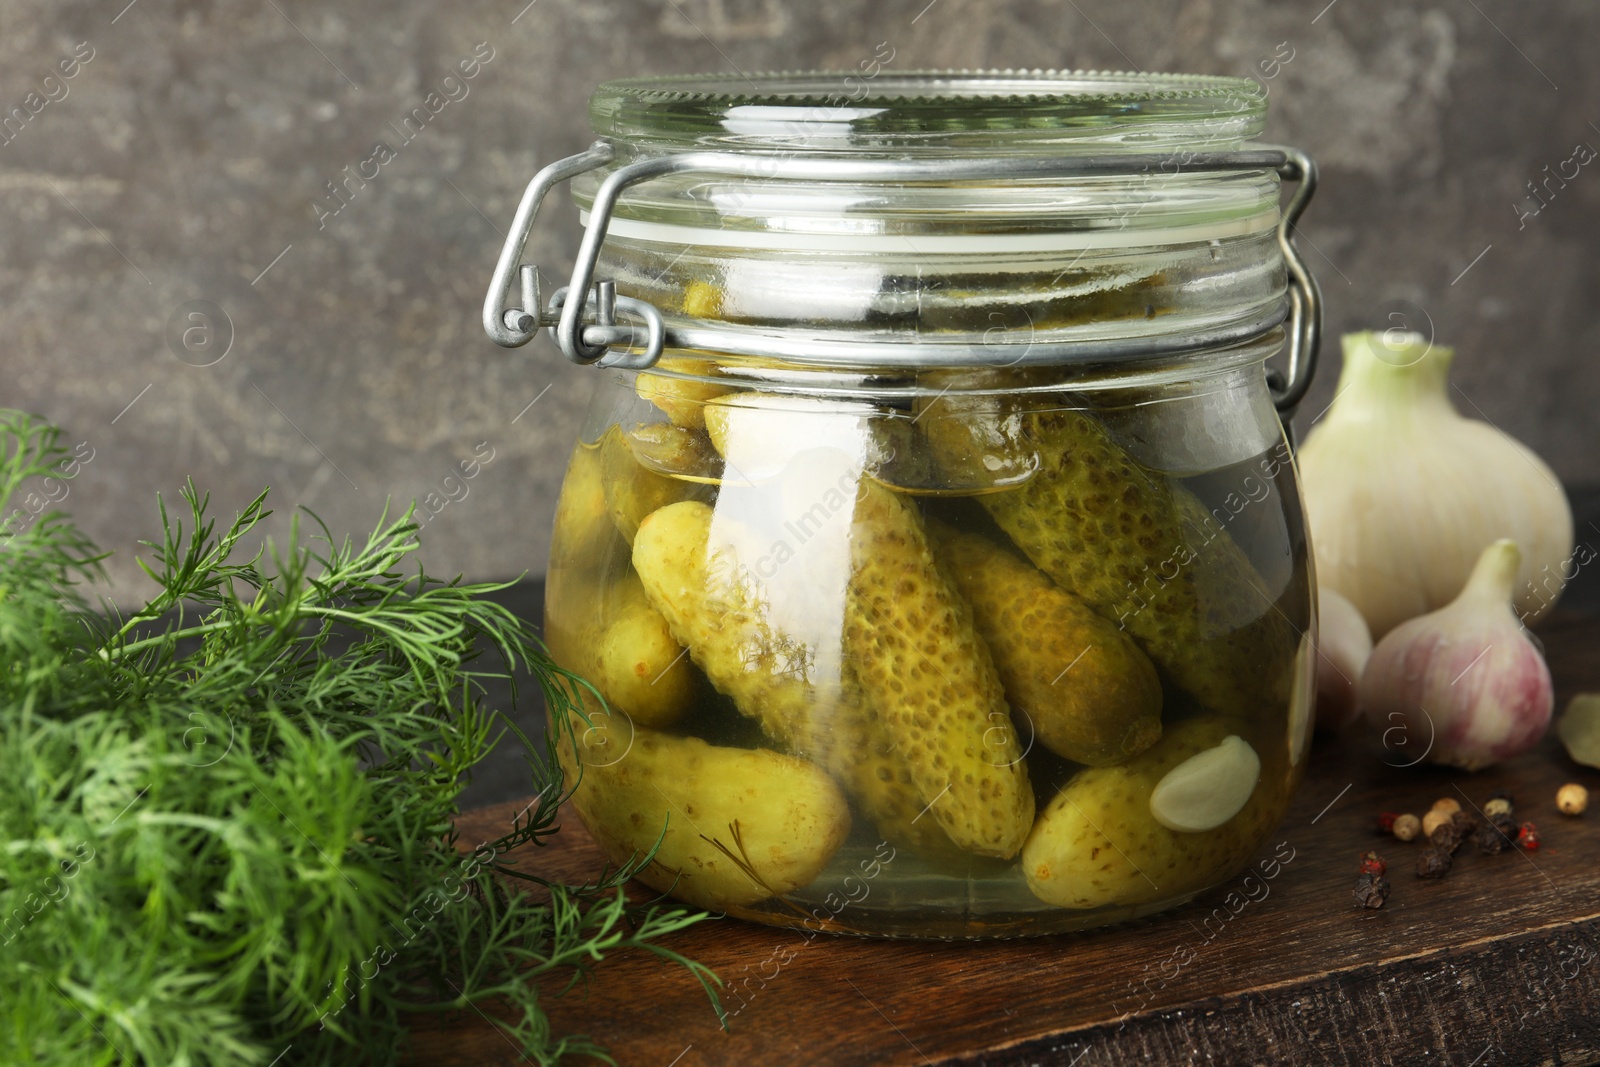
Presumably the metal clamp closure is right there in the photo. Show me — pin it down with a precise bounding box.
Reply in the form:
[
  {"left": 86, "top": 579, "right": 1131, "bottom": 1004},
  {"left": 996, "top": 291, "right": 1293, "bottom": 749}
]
[
  {"left": 482, "top": 142, "right": 1322, "bottom": 411},
  {"left": 482, "top": 142, "right": 662, "bottom": 369},
  {"left": 1264, "top": 147, "right": 1322, "bottom": 417}
]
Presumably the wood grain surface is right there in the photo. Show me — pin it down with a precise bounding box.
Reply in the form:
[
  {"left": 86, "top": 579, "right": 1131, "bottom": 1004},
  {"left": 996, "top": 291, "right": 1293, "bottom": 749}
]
[{"left": 410, "top": 612, "right": 1600, "bottom": 1067}]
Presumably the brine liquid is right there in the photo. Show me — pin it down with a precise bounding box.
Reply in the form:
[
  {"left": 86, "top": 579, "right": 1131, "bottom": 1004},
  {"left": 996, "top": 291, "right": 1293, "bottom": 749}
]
[{"left": 545, "top": 432, "right": 1312, "bottom": 939}]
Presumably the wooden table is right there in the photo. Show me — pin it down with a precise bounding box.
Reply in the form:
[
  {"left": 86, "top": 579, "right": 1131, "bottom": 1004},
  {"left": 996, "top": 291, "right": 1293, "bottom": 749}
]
[{"left": 415, "top": 612, "right": 1600, "bottom": 1066}]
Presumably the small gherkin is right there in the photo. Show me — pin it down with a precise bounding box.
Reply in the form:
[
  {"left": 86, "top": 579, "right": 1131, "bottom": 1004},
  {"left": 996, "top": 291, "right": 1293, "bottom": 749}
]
[
  {"left": 919, "top": 377, "right": 1294, "bottom": 720},
  {"left": 631, "top": 500, "right": 817, "bottom": 748},
  {"left": 591, "top": 573, "right": 696, "bottom": 729},
  {"left": 559, "top": 717, "right": 852, "bottom": 911},
  {"left": 598, "top": 425, "right": 710, "bottom": 544},
  {"left": 825, "top": 675, "right": 968, "bottom": 857},
  {"left": 548, "top": 440, "right": 614, "bottom": 574},
  {"left": 843, "top": 483, "right": 1035, "bottom": 859},
  {"left": 635, "top": 355, "right": 733, "bottom": 430},
  {"left": 631, "top": 500, "right": 957, "bottom": 855},
  {"left": 928, "top": 519, "right": 1164, "bottom": 766}
]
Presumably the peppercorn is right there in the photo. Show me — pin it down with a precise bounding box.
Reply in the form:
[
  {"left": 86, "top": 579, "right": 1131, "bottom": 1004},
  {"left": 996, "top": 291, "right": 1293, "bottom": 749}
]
[
  {"left": 1358, "top": 851, "right": 1386, "bottom": 876},
  {"left": 1518, "top": 821, "right": 1541, "bottom": 850},
  {"left": 1422, "top": 810, "right": 1453, "bottom": 839},
  {"left": 1431, "top": 798, "right": 1462, "bottom": 817},
  {"left": 1450, "top": 810, "right": 1479, "bottom": 837},
  {"left": 1416, "top": 847, "right": 1453, "bottom": 878},
  {"left": 1377, "top": 812, "right": 1400, "bottom": 834},
  {"left": 1429, "top": 822, "right": 1465, "bottom": 853},
  {"left": 1557, "top": 783, "right": 1589, "bottom": 816},
  {"left": 1353, "top": 872, "right": 1390, "bottom": 909},
  {"left": 1392, "top": 813, "right": 1422, "bottom": 842},
  {"left": 1484, "top": 797, "right": 1513, "bottom": 818},
  {"left": 1476, "top": 814, "right": 1517, "bottom": 854}
]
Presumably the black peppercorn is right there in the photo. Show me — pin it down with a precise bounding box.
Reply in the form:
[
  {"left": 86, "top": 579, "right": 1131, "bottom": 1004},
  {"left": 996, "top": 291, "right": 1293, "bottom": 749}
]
[
  {"left": 1477, "top": 813, "right": 1518, "bottom": 854},
  {"left": 1416, "top": 847, "right": 1453, "bottom": 878},
  {"left": 1428, "top": 823, "right": 1463, "bottom": 853},
  {"left": 1426, "top": 810, "right": 1479, "bottom": 855},
  {"left": 1353, "top": 872, "right": 1390, "bottom": 909}
]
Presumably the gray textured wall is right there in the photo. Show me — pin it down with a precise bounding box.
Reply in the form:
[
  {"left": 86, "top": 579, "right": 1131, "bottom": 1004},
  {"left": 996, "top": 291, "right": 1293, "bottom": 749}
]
[{"left": 3, "top": 0, "right": 1597, "bottom": 602}]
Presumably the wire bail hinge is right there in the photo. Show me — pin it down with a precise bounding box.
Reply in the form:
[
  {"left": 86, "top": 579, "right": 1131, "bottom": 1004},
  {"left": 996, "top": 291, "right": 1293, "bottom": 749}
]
[{"left": 482, "top": 143, "right": 668, "bottom": 369}]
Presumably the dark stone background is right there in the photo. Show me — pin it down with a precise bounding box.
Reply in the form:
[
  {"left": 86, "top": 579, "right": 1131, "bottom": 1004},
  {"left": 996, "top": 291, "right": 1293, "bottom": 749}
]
[{"left": 2, "top": 1, "right": 1596, "bottom": 803}]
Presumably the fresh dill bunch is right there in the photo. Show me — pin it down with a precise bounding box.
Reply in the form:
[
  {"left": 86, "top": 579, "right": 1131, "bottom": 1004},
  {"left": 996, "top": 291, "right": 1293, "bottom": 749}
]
[{"left": 0, "top": 410, "right": 722, "bottom": 1066}]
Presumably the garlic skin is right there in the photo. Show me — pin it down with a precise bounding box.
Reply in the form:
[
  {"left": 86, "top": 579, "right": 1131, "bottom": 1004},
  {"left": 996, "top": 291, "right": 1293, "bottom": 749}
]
[
  {"left": 1360, "top": 539, "right": 1554, "bottom": 771},
  {"left": 1314, "top": 587, "right": 1372, "bottom": 731},
  {"left": 1300, "top": 331, "right": 1573, "bottom": 637}
]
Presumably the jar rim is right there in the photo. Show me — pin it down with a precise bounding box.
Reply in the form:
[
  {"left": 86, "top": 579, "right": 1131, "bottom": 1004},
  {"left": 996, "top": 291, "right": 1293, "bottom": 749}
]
[{"left": 590, "top": 69, "right": 1267, "bottom": 153}]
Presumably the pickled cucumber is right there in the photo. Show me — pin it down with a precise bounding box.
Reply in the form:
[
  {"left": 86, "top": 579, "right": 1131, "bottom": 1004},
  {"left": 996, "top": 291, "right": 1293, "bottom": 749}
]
[
  {"left": 919, "top": 378, "right": 1291, "bottom": 718},
  {"left": 682, "top": 279, "right": 722, "bottom": 319},
  {"left": 1022, "top": 715, "right": 1279, "bottom": 909},
  {"left": 631, "top": 500, "right": 960, "bottom": 855},
  {"left": 636, "top": 356, "right": 732, "bottom": 430},
  {"left": 559, "top": 714, "right": 851, "bottom": 910},
  {"left": 599, "top": 425, "right": 707, "bottom": 543},
  {"left": 594, "top": 574, "right": 696, "bottom": 728},
  {"left": 824, "top": 678, "right": 968, "bottom": 856},
  {"left": 928, "top": 520, "right": 1163, "bottom": 766},
  {"left": 844, "top": 483, "right": 1035, "bottom": 859},
  {"left": 632, "top": 500, "right": 818, "bottom": 748},
  {"left": 549, "top": 441, "right": 614, "bottom": 572},
  {"left": 626, "top": 422, "right": 723, "bottom": 483},
  {"left": 546, "top": 565, "right": 694, "bottom": 730}
]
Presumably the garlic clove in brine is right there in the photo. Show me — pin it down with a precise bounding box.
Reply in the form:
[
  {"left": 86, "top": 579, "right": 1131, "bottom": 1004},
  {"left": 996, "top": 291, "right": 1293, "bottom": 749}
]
[{"left": 1359, "top": 539, "right": 1554, "bottom": 771}]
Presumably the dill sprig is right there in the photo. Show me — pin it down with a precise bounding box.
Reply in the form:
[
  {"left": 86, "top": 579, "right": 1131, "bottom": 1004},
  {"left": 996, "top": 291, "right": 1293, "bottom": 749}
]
[{"left": 0, "top": 410, "right": 722, "bottom": 1066}]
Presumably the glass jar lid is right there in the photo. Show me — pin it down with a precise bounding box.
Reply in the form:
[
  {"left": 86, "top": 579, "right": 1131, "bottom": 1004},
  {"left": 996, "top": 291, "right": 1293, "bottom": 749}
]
[
  {"left": 578, "top": 71, "right": 1279, "bottom": 240},
  {"left": 589, "top": 69, "right": 1267, "bottom": 155}
]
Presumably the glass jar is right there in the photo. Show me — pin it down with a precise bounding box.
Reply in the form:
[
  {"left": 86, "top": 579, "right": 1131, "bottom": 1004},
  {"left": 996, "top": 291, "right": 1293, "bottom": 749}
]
[{"left": 484, "top": 71, "right": 1322, "bottom": 939}]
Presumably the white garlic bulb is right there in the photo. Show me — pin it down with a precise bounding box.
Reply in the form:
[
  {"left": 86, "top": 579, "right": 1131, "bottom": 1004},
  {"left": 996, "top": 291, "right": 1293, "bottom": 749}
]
[{"left": 1299, "top": 331, "right": 1574, "bottom": 637}]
